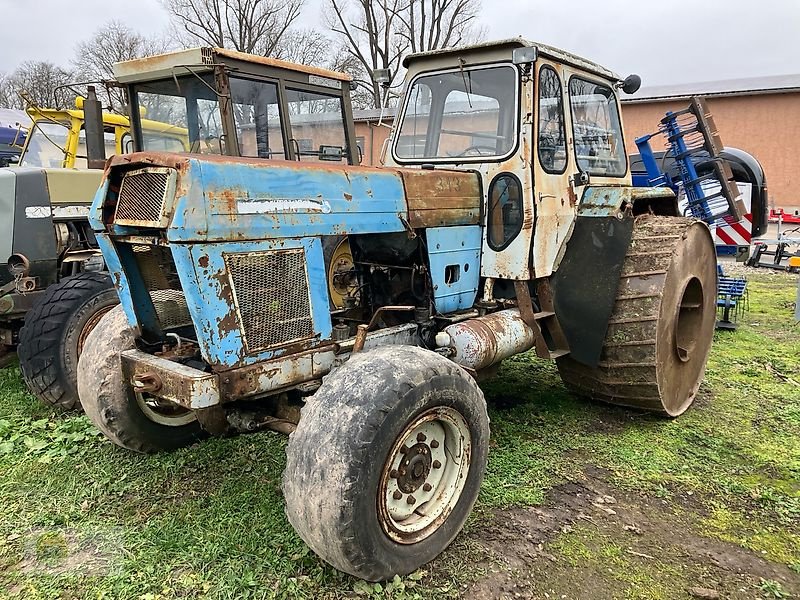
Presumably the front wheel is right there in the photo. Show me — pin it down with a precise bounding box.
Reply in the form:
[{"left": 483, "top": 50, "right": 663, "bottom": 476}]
[
  {"left": 282, "top": 345, "right": 489, "bottom": 581},
  {"left": 77, "top": 305, "right": 204, "bottom": 453}
]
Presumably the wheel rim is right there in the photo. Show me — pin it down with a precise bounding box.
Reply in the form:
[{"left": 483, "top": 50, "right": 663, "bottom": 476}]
[
  {"left": 673, "top": 276, "right": 704, "bottom": 363},
  {"left": 378, "top": 407, "right": 471, "bottom": 545},
  {"left": 76, "top": 306, "right": 115, "bottom": 356},
  {"left": 135, "top": 392, "right": 196, "bottom": 427},
  {"left": 656, "top": 222, "right": 717, "bottom": 416}
]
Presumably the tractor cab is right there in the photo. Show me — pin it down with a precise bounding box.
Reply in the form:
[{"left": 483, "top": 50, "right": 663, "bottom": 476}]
[
  {"left": 18, "top": 99, "right": 187, "bottom": 169},
  {"left": 383, "top": 39, "right": 642, "bottom": 281},
  {"left": 114, "top": 47, "right": 360, "bottom": 164},
  {"left": 19, "top": 100, "right": 126, "bottom": 169}
]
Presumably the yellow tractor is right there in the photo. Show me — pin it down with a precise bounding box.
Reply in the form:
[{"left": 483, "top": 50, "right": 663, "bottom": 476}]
[{"left": 4, "top": 90, "right": 186, "bottom": 410}]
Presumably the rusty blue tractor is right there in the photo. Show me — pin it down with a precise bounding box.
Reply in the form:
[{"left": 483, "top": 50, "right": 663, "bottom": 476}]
[{"left": 78, "top": 41, "right": 718, "bottom": 580}]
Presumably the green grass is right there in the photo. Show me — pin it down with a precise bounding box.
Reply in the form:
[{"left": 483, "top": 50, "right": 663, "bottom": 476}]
[{"left": 1, "top": 273, "right": 798, "bottom": 599}]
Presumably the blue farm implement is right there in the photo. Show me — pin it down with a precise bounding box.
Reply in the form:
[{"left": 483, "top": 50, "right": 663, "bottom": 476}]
[
  {"left": 76, "top": 41, "right": 721, "bottom": 581},
  {"left": 631, "top": 97, "right": 772, "bottom": 329}
]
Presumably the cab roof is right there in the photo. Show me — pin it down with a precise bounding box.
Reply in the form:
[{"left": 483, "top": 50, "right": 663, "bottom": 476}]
[
  {"left": 403, "top": 38, "right": 621, "bottom": 81},
  {"left": 113, "top": 47, "right": 352, "bottom": 84}
]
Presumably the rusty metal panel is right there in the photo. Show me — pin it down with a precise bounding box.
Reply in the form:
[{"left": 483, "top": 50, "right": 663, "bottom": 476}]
[
  {"left": 120, "top": 349, "right": 219, "bottom": 409},
  {"left": 169, "top": 237, "right": 331, "bottom": 370},
  {"left": 399, "top": 169, "right": 481, "bottom": 228}
]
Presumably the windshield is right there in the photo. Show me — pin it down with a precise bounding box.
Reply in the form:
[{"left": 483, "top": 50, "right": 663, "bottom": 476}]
[
  {"left": 132, "top": 74, "right": 352, "bottom": 162},
  {"left": 133, "top": 75, "right": 222, "bottom": 154},
  {"left": 20, "top": 121, "right": 69, "bottom": 167},
  {"left": 230, "top": 77, "right": 285, "bottom": 159},
  {"left": 286, "top": 88, "right": 348, "bottom": 163},
  {"left": 75, "top": 129, "right": 118, "bottom": 168},
  {"left": 395, "top": 65, "right": 517, "bottom": 161}
]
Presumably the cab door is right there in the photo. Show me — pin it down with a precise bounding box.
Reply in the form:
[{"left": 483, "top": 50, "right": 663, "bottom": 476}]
[
  {"left": 531, "top": 60, "right": 576, "bottom": 278},
  {"left": 479, "top": 66, "right": 535, "bottom": 280}
]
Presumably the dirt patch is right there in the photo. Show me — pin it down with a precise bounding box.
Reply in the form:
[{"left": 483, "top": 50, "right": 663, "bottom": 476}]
[{"left": 465, "top": 469, "right": 799, "bottom": 599}]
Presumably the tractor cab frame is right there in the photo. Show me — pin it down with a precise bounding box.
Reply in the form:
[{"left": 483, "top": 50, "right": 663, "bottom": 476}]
[
  {"left": 384, "top": 39, "right": 656, "bottom": 280},
  {"left": 114, "top": 47, "right": 361, "bottom": 165}
]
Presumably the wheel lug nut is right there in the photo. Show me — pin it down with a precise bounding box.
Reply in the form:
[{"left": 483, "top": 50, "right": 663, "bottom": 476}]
[
  {"left": 390, "top": 469, "right": 398, "bottom": 478},
  {"left": 432, "top": 460, "right": 441, "bottom": 469},
  {"left": 399, "top": 468, "right": 406, "bottom": 476},
  {"left": 407, "top": 495, "right": 416, "bottom": 505},
  {"left": 422, "top": 447, "right": 428, "bottom": 455},
  {"left": 430, "top": 440, "right": 440, "bottom": 449},
  {"left": 393, "top": 491, "right": 402, "bottom": 500},
  {"left": 423, "top": 483, "right": 432, "bottom": 492},
  {"left": 417, "top": 432, "right": 427, "bottom": 442}
]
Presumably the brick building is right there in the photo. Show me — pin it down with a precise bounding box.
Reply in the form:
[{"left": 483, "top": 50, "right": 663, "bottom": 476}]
[{"left": 354, "top": 74, "right": 800, "bottom": 214}]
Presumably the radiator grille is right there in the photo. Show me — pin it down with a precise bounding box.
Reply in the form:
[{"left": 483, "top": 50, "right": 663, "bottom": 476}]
[
  {"left": 115, "top": 167, "right": 175, "bottom": 227},
  {"left": 132, "top": 245, "right": 193, "bottom": 329},
  {"left": 226, "top": 249, "right": 314, "bottom": 352}
]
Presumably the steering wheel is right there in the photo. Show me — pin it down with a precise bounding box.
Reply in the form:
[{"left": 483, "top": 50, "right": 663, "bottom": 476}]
[{"left": 455, "top": 145, "right": 496, "bottom": 157}]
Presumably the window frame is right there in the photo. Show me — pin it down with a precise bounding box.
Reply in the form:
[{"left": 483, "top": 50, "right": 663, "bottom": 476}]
[
  {"left": 129, "top": 74, "right": 224, "bottom": 155},
  {"left": 486, "top": 171, "right": 524, "bottom": 251},
  {"left": 567, "top": 74, "right": 628, "bottom": 178},
  {"left": 228, "top": 74, "right": 288, "bottom": 160},
  {"left": 284, "top": 84, "right": 351, "bottom": 164},
  {"left": 536, "top": 65, "right": 568, "bottom": 175},
  {"left": 391, "top": 62, "right": 521, "bottom": 165}
]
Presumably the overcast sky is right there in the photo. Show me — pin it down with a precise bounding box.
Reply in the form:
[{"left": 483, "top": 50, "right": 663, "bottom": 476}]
[{"left": 1, "top": 0, "right": 798, "bottom": 87}]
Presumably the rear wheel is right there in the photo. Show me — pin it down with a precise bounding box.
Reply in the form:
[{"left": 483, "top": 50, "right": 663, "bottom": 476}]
[
  {"left": 18, "top": 271, "right": 119, "bottom": 411},
  {"left": 77, "top": 305, "right": 203, "bottom": 453},
  {"left": 283, "top": 345, "right": 489, "bottom": 581},
  {"left": 557, "top": 216, "right": 717, "bottom": 416}
]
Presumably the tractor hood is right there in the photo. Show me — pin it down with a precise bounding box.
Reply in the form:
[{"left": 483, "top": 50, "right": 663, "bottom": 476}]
[{"left": 93, "top": 152, "right": 481, "bottom": 243}]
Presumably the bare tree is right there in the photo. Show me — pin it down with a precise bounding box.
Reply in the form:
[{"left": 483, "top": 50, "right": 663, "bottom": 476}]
[
  {"left": 395, "top": 0, "right": 484, "bottom": 54},
  {"left": 327, "top": 0, "right": 407, "bottom": 109},
  {"left": 72, "top": 21, "right": 173, "bottom": 111},
  {"left": 273, "top": 29, "right": 330, "bottom": 65},
  {"left": 162, "top": 0, "right": 303, "bottom": 56},
  {"left": 0, "top": 62, "right": 75, "bottom": 110},
  {"left": 327, "top": 0, "right": 484, "bottom": 108},
  {"left": 0, "top": 74, "right": 11, "bottom": 109}
]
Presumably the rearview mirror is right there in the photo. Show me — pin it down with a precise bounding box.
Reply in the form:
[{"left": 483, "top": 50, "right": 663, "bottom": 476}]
[{"left": 621, "top": 74, "right": 642, "bottom": 95}]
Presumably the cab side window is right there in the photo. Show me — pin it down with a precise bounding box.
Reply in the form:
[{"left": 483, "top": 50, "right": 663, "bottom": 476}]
[
  {"left": 568, "top": 77, "right": 626, "bottom": 177},
  {"left": 537, "top": 66, "right": 567, "bottom": 173},
  {"left": 487, "top": 173, "right": 523, "bottom": 250}
]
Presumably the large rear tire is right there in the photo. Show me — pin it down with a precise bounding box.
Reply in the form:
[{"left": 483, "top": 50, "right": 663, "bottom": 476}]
[
  {"left": 18, "top": 271, "right": 119, "bottom": 411},
  {"left": 283, "top": 345, "right": 489, "bottom": 581},
  {"left": 557, "top": 215, "right": 717, "bottom": 416},
  {"left": 77, "top": 305, "right": 204, "bottom": 453}
]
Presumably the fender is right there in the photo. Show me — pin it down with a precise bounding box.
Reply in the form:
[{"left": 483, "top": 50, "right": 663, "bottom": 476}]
[{"left": 550, "top": 186, "right": 675, "bottom": 367}]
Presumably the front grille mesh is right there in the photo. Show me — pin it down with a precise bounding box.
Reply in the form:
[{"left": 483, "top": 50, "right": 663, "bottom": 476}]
[
  {"left": 226, "top": 249, "right": 314, "bottom": 352},
  {"left": 115, "top": 168, "right": 173, "bottom": 226},
  {"left": 132, "top": 245, "right": 192, "bottom": 329}
]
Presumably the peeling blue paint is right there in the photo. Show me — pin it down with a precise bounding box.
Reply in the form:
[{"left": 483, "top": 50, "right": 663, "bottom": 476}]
[
  {"left": 95, "top": 233, "right": 139, "bottom": 330},
  {"left": 167, "top": 159, "right": 409, "bottom": 242},
  {"left": 426, "top": 225, "right": 482, "bottom": 313},
  {"left": 172, "top": 237, "right": 332, "bottom": 370}
]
